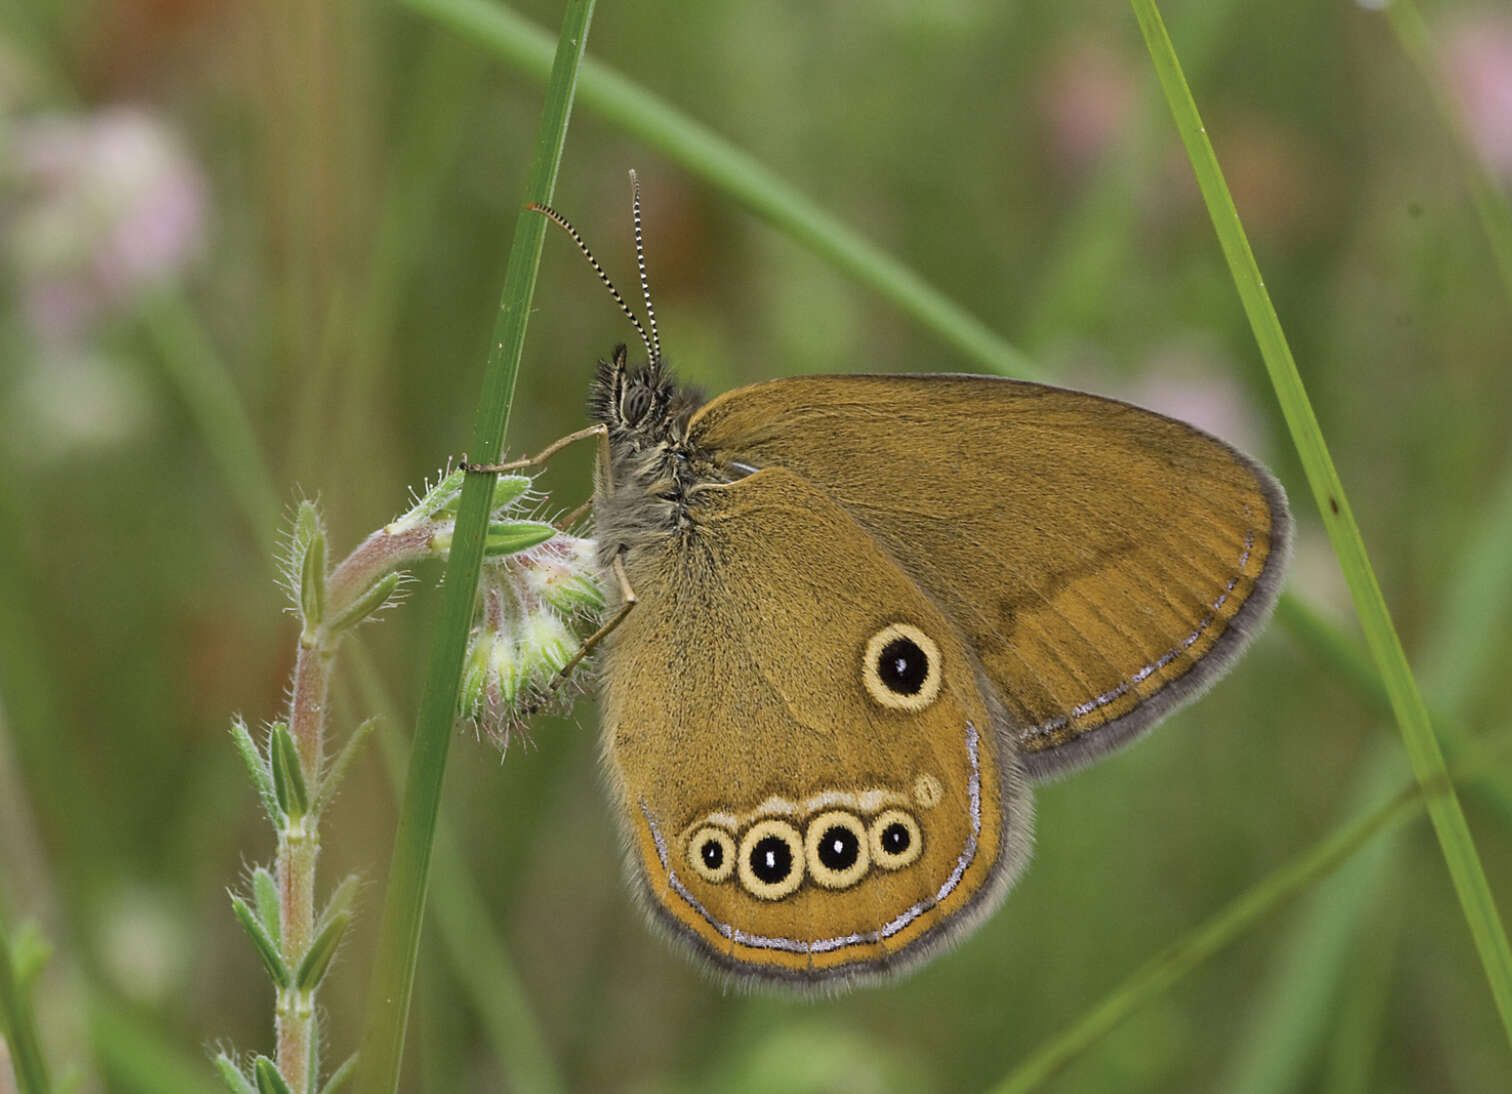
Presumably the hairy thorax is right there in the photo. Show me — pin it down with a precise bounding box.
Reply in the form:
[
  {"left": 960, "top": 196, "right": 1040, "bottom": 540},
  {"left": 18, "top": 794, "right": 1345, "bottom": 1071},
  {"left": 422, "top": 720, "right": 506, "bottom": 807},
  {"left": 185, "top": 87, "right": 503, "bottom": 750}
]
[{"left": 588, "top": 351, "right": 734, "bottom": 570}]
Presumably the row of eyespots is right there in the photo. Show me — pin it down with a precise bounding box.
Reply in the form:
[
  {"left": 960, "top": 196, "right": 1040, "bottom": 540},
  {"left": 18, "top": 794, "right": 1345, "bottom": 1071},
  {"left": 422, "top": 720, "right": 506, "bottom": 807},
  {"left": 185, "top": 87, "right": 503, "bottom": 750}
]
[{"left": 686, "top": 809, "right": 924, "bottom": 900}]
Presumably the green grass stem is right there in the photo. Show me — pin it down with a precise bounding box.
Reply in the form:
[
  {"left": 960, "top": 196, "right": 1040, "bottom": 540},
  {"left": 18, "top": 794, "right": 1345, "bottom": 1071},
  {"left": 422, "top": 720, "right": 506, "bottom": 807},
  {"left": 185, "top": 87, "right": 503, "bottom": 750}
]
[
  {"left": 1132, "top": 0, "right": 1512, "bottom": 1048},
  {"left": 0, "top": 907, "right": 52, "bottom": 1094},
  {"left": 354, "top": 1, "right": 596, "bottom": 1089},
  {"left": 349, "top": 643, "right": 565, "bottom": 1094},
  {"left": 141, "top": 290, "right": 284, "bottom": 556},
  {"left": 986, "top": 765, "right": 1436, "bottom": 1094}
]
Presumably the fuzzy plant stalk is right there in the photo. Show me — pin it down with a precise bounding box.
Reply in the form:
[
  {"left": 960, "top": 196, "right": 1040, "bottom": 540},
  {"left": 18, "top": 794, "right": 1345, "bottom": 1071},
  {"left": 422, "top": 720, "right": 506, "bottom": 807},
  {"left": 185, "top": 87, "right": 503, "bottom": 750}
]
[{"left": 219, "top": 471, "right": 602, "bottom": 1094}]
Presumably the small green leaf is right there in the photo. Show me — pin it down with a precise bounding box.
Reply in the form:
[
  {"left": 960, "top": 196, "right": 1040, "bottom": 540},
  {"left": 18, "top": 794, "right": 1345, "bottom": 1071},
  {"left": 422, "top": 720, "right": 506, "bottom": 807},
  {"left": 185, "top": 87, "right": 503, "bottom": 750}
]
[
  {"left": 318, "top": 876, "right": 361, "bottom": 935},
  {"left": 489, "top": 473, "right": 534, "bottom": 513},
  {"left": 319, "top": 1053, "right": 357, "bottom": 1094},
  {"left": 253, "top": 1056, "right": 294, "bottom": 1094},
  {"left": 293, "top": 500, "right": 320, "bottom": 553},
  {"left": 301, "top": 520, "right": 328, "bottom": 631},
  {"left": 325, "top": 573, "right": 402, "bottom": 636},
  {"left": 313, "top": 718, "right": 376, "bottom": 817},
  {"left": 483, "top": 520, "right": 557, "bottom": 558},
  {"left": 270, "top": 723, "right": 309, "bottom": 821},
  {"left": 231, "top": 894, "right": 290, "bottom": 988},
  {"left": 252, "top": 867, "right": 281, "bottom": 949},
  {"left": 231, "top": 716, "right": 278, "bottom": 822},
  {"left": 295, "top": 911, "right": 351, "bottom": 993},
  {"left": 213, "top": 1053, "right": 258, "bottom": 1094}
]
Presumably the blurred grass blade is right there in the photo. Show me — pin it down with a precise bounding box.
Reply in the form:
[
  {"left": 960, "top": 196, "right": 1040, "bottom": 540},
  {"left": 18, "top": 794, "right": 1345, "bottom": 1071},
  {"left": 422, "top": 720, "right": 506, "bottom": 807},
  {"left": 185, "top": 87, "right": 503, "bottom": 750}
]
[
  {"left": 1221, "top": 447, "right": 1512, "bottom": 1091},
  {"left": 988, "top": 769, "right": 1430, "bottom": 1094},
  {"left": 354, "top": 1, "right": 596, "bottom": 1090},
  {"left": 1213, "top": 747, "right": 1405, "bottom": 1094},
  {"left": 89, "top": 992, "right": 221, "bottom": 1094},
  {"left": 0, "top": 908, "right": 52, "bottom": 1094},
  {"left": 1131, "top": 0, "right": 1512, "bottom": 1047},
  {"left": 397, "top": 0, "right": 1039, "bottom": 381},
  {"left": 1380, "top": 0, "right": 1512, "bottom": 307}
]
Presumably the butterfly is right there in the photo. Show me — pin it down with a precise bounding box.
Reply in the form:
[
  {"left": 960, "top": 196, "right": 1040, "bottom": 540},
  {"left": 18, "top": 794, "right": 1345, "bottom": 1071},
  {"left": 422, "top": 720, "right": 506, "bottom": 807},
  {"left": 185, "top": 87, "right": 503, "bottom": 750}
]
[{"left": 480, "top": 173, "right": 1290, "bottom": 989}]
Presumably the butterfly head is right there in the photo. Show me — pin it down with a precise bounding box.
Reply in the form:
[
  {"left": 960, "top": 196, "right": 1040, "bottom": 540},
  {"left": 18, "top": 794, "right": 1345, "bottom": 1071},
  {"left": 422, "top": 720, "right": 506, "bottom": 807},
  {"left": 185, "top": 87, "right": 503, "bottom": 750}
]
[{"left": 588, "top": 344, "right": 702, "bottom": 451}]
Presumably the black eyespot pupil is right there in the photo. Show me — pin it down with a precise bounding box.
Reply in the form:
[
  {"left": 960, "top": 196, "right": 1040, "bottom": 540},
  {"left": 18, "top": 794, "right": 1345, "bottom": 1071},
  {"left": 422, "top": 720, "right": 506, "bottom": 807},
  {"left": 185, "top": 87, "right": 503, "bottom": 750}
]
[
  {"left": 818, "top": 826, "right": 860, "bottom": 871},
  {"left": 881, "top": 822, "right": 911, "bottom": 855},
  {"left": 878, "top": 637, "right": 928, "bottom": 695},
  {"left": 700, "top": 840, "right": 724, "bottom": 870},
  {"left": 750, "top": 835, "right": 793, "bottom": 883}
]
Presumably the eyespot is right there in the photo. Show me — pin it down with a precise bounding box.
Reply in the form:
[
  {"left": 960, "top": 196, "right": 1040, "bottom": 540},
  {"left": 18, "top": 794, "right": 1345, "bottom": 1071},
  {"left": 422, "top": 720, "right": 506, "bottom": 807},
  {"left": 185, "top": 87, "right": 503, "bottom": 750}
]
[
  {"left": 869, "top": 809, "right": 923, "bottom": 871},
  {"left": 913, "top": 773, "right": 944, "bottom": 809},
  {"left": 686, "top": 825, "right": 736, "bottom": 884},
  {"left": 738, "top": 819, "right": 805, "bottom": 900},
  {"left": 804, "top": 810, "right": 871, "bottom": 890},
  {"left": 862, "top": 624, "right": 942, "bottom": 711}
]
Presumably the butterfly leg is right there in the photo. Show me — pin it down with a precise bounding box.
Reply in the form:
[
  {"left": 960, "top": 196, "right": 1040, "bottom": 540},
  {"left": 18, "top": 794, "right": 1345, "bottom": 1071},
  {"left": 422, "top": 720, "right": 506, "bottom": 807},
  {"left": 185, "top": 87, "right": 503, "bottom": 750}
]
[
  {"left": 463, "top": 423, "right": 608, "bottom": 475},
  {"left": 522, "top": 553, "right": 637, "bottom": 715}
]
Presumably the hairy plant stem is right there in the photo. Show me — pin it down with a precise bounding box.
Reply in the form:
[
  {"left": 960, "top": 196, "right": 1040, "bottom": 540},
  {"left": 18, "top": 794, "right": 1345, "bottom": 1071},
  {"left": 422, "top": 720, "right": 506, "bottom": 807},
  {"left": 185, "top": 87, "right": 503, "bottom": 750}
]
[
  {"left": 277, "top": 640, "right": 330, "bottom": 1088},
  {"left": 272, "top": 522, "right": 434, "bottom": 1090}
]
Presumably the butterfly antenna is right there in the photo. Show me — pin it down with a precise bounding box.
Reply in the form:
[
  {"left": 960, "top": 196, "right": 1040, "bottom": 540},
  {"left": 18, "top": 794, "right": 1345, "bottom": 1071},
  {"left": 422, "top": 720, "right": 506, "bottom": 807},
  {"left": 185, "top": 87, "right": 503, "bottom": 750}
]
[
  {"left": 628, "top": 169, "right": 663, "bottom": 372},
  {"left": 527, "top": 200, "right": 656, "bottom": 366}
]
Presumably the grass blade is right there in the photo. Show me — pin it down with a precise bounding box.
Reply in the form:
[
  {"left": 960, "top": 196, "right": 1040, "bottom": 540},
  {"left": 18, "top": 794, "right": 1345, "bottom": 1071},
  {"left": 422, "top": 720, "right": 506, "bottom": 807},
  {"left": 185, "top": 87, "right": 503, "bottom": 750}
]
[
  {"left": 0, "top": 908, "right": 52, "bottom": 1094},
  {"left": 353, "top": 1, "right": 596, "bottom": 1089},
  {"left": 986, "top": 768, "right": 1431, "bottom": 1094},
  {"left": 1131, "top": 0, "right": 1512, "bottom": 1047}
]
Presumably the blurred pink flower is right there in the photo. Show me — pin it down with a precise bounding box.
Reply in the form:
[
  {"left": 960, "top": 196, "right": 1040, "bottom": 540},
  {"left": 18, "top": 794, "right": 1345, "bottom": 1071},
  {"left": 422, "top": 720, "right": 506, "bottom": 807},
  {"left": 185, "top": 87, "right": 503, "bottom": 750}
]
[
  {"left": 5, "top": 106, "right": 207, "bottom": 340},
  {"left": 1036, "top": 39, "right": 1138, "bottom": 176},
  {"left": 1061, "top": 332, "right": 1269, "bottom": 457},
  {"left": 1442, "top": 14, "right": 1512, "bottom": 179}
]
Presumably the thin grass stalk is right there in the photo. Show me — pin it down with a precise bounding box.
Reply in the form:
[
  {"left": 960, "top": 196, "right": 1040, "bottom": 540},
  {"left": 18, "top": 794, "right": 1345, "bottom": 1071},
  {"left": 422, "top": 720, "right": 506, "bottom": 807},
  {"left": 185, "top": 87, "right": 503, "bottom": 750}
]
[
  {"left": 1131, "top": 0, "right": 1512, "bottom": 1046},
  {"left": 0, "top": 907, "right": 51, "bottom": 1094},
  {"left": 1221, "top": 446, "right": 1512, "bottom": 1089},
  {"left": 354, "top": 1, "right": 596, "bottom": 1089},
  {"left": 346, "top": 642, "right": 565, "bottom": 1094},
  {"left": 986, "top": 762, "right": 1457, "bottom": 1094}
]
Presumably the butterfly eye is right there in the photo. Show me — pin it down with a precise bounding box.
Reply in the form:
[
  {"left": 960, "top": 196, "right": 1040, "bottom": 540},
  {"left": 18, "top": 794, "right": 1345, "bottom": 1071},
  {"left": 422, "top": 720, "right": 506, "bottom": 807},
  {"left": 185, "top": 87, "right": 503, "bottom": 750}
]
[
  {"left": 686, "top": 825, "right": 736, "bottom": 884},
  {"left": 869, "top": 809, "right": 924, "bottom": 871},
  {"left": 862, "top": 623, "right": 943, "bottom": 711},
  {"left": 803, "top": 810, "right": 871, "bottom": 890},
  {"left": 737, "top": 819, "right": 805, "bottom": 901}
]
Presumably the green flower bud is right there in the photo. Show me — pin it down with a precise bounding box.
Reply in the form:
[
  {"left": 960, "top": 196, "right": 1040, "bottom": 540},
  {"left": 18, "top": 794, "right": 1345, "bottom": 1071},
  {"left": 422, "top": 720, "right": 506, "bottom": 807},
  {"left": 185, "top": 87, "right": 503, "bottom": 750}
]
[{"left": 504, "top": 534, "right": 605, "bottom": 619}]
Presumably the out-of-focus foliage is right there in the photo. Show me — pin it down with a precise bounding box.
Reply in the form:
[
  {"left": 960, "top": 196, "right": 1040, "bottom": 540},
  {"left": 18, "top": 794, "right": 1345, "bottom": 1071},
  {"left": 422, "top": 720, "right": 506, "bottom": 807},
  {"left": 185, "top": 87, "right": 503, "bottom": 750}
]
[{"left": 0, "top": 0, "right": 1508, "bottom": 1091}]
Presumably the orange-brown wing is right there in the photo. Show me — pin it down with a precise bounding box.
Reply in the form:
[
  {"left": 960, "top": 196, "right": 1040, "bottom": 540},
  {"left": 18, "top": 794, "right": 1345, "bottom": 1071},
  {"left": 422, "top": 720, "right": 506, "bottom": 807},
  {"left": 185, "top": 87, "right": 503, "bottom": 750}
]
[
  {"left": 689, "top": 375, "right": 1290, "bottom": 778},
  {"left": 598, "top": 467, "right": 1032, "bottom": 987}
]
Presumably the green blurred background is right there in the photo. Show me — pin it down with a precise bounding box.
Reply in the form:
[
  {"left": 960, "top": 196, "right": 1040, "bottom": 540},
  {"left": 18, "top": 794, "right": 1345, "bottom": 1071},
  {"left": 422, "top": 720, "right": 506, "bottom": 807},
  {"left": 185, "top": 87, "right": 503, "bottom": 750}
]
[{"left": 1, "top": 0, "right": 1510, "bottom": 1090}]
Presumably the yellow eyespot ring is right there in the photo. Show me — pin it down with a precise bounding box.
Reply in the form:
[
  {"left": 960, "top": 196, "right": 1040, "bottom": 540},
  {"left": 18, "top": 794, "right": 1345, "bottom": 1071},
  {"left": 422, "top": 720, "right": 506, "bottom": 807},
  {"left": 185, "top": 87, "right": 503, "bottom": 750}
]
[
  {"left": 686, "top": 825, "right": 736, "bottom": 884},
  {"left": 862, "top": 623, "right": 943, "bottom": 711},
  {"left": 803, "top": 810, "right": 871, "bottom": 890},
  {"left": 870, "top": 809, "right": 924, "bottom": 871},
  {"left": 737, "top": 819, "right": 805, "bottom": 901}
]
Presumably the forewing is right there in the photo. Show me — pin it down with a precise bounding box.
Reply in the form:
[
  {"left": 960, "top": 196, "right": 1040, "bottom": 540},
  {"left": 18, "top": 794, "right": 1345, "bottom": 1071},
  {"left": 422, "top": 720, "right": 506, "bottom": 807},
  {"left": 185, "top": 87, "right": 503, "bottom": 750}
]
[{"left": 689, "top": 375, "right": 1291, "bottom": 778}]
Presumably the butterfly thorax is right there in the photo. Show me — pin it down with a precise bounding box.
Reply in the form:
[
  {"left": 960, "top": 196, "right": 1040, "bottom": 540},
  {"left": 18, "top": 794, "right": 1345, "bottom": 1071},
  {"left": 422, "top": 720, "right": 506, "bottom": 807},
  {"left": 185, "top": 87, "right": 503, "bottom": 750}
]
[{"left": 589, "top": 350, "right": 727, "bottom": 561}]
